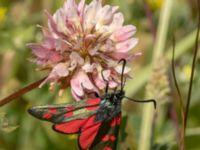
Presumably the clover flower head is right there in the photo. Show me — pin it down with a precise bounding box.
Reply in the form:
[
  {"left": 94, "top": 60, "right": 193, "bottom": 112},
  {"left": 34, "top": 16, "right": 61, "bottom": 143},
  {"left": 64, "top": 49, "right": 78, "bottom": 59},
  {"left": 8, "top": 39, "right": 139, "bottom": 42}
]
[{"left": 27, "top": 0, "right": 139, "bottom": 100}]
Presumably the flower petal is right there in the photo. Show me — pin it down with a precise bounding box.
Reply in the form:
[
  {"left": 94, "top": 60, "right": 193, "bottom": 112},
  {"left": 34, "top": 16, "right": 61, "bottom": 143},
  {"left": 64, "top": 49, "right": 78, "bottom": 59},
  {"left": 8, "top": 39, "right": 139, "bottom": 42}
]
[
  {"left": 78, "top": 0, "right": 85, "bottom": 22},
  {"left": 84, "top": 0, "right": 102, "bottom": 31},
  {"left": 71, "top": 89, "right": 82, "bottom": 101},
  {"left": 70, "top": 52, "right": 84, "bottom": 65},
  {"left": 71, "top": 71, "right": 96, "bottom": 98},
  {"left": 116, "top": 38, "right": 138, "bottom": 53},
  {"left": 111, "top": 25, "right": 136, "bottom": 42},
  {"left": 82, "top": 63, "right": 96, "bottom": 72},
  {"left": 109, "top": 12, "right": 124, "bottom": 31},
  {"left": 106, "top": 52, "right": 133, "bottom": 60},
  {"left": 115, "top": 65, "right": 131, "bottom": 74},
  {"left": 96, "top": 5, "right": 113, "bottom": 25},
  {"left": 52, "top": 63, "right": 69, "bottom": 77},
  {"left": 71, "top": 73, "right": 84, "bottom": 97}
]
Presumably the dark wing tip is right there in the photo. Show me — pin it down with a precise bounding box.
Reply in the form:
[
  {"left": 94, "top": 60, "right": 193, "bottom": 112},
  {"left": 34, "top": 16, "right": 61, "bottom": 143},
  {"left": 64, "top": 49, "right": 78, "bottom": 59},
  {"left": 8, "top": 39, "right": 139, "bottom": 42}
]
[{"left": 27, "top": 107, "right": 39, "bottom": 118}]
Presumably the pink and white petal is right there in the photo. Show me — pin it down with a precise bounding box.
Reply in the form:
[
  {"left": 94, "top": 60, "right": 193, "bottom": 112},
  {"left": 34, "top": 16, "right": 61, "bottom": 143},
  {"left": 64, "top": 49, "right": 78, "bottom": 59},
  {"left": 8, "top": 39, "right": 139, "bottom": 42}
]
[
  {"left": 115, "top": 65, "right": 131, "bottom": 74},
  {"left": 45, "top": 11, "right": 59, "bottom": 36},
  {"left": 63, "top": 0, "right": 78, "bottom": 19},
  {"left": 111, "top": 25, "right": 136, "bottom": 42},
  {"left": 52, "top": 63, "right": 69, "bottom": 77},
  {"left": 108, "top": 80, "right": 118, "bottom": 88},
  {"left": 116, "top": 38, "right": 138, "bottom": 53},
  {"left": 27, "top": 44, "right": 49, "bottom": 59},
  {"left": 84, "top": 0, "right": 102, "bottom": 31},
  {"left": 106, "top": 52, "right": 133, "bottom": 60},
  {"left": 97, "top": 5, "right": 113, "bottom": 25},
  {"left": 55, "top": 38, "right": 71, "bottom": 52},
  {"left": 94, "top": 74, "right": 106, "bottom": 90},
  {"left": 102, "top": 70, "right": 111, "bottom": 80},
  {"left": 42, "top": 37, "right": 56, "bottom": 49},
  {"left": 71, "top": 89, "right": 83, "bottom": 101},
  {"left": 78, "top": 0, "right": 85, "bottom": 22},
  {"left": 81, "top": 72, "right": 96, "bottom": 90},
  {"left": 109, "top": 12, "right": 124, "bottom": 32},
  {"left": 70, "top": 52, "right": 84, "bottom": 65},
  {"left": 111, "top": 6, "right": 119, "bottom": 13},
  {"left": 28, "top": 43, "right": 63, "bottom": 63},
  {"left": 54, "top": 9, "right": 69, "bottom": 34},
  {"left": 82, "top": 63, "right": 96, "bottom": 72},
  {"left": 71, "top": 73, "right": 84, "bottom": 97}
]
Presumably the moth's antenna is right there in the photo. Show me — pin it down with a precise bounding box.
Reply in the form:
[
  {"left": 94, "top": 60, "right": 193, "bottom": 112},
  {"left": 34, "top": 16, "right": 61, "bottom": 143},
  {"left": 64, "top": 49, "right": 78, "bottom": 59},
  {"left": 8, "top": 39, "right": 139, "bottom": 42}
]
[
  {"left": 118, "top": 59, "right": 126, "bottom": 91},
  {"left": 124, "top": 96, "right": 156, "bottom": 109}
]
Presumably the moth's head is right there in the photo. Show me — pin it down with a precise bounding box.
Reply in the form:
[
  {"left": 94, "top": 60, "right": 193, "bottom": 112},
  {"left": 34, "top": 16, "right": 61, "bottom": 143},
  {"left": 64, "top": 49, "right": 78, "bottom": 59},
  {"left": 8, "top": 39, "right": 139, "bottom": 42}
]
[{"left": 115, "top": 90, "right": 125, "bottom": 99}]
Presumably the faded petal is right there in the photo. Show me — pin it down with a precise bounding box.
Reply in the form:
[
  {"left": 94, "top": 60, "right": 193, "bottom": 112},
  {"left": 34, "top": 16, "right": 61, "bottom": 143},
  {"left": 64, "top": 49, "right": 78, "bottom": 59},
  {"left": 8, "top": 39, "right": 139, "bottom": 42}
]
[
  {"left": 115, "top": 65, "right": 131, "bottom": 74},
  {"left": 71, "top": 73, "right": 84, "bottom": 97},
  {"left": 63, "top": 0, "right": 78, "bottom": 20},
  {"left": 109, "top": 12, "right": 124, "bottom": 31},
  {"left": 106, "top": 52, "right": 133, "bottom": 60},
  {"left": 82, "top": 63, "right": 96, "bottom": 72},
  {"left": 96, "top": 5, "right": 113, "bottom": 25},
  {"left": 116, "top": 38, "right": 138, "bottom": 53},
  {"left": 93, "top": 71, "right": 106, "bottom": 90},
  {"left": 27, "top": 44, "right": 63, "bottom": 63},
  {"left": 71, "top": 71, "right": 97, "bottom": 98},
  {"left": 111, "top": 25, "right": 136, "bottom": 42},
  {"left": 54, "top": 9, "right": 69, "bottom": 34},
  {"left": 78, "top": 0, "right": 85, "bottom": 22},
  {"left": 46, "top": 11, "right": 59, "bottom": 36},
  {"left": 70, "top": 52, "right": 84, "bottom": 65},
  {"left": 84, "top": 0, "right": 102, "bottom": 31},
  {"left": 102, "top": 70, "right": 111, "bottom": 80},
  {"left": 108, "top": 80, "right": 118, "bottom": 88},
  {"left": 71, "top": 89, "right": 82, "bottom": 101},
  {"left": 51, "top": 63, "right": 69, "bottom": 77}
]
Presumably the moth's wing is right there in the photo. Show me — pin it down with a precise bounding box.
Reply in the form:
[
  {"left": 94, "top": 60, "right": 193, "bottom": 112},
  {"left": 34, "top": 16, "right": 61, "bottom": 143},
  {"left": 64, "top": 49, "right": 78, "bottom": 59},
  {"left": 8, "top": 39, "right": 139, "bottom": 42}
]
[
  {"left": 90, "top": 113, "right": 121, "bottom": 150},
  {"left": 28, "top": 98, "right": 100, "bottom": 123},
  {"left": 77, "top": 115, "right": 102, "bottom": 150},
  {"left": 52, "top": 115, "right": 100, "bottom": 135}
]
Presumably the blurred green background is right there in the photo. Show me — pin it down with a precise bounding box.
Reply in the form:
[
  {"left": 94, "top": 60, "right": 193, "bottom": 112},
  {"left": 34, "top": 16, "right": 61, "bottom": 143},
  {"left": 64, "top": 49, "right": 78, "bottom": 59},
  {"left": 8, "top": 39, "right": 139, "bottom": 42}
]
[{"left": 0, "top": 0, "right": 199, "bottom": 149}]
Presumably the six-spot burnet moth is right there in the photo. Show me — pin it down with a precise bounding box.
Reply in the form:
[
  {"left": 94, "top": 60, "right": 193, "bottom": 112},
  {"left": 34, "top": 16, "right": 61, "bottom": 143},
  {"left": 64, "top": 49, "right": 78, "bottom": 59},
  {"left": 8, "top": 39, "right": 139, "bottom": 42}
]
[{"left": 28, "top": 59, "right": 156, "bottom": 150}]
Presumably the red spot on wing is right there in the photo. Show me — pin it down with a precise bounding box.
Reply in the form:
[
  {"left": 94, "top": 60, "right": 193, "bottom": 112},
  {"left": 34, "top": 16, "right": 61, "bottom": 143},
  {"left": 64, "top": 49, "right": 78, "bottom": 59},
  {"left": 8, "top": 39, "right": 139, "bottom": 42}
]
[
  {"left": 110, "top": 135, "right": 116, "bottom": 141},
  {"left": 49, "top": 107, "right": 57, "bottom": 113},
  {"left": 86, "top": 98, "right": 101, "bottom": 110},
  {"left": 64, "top": 106, "right": 73, "bottom": 117},
  {"left": 101, "top": 135, "right": 110, "bottom": 141},
  {"left": 110, "top": 114, "right": 121, "bottom": 127},
  {"left": 101, "top": 135, "right": 116, "bottom": 142},
  {"left": 110, "top": 117, "right": 117, "bottom": 127},
  {"left": 43, "top": 113, "right": 52, "bottom": 119},
  {"left": 43, "top": 107, "right": 57, "bottom": 119},
  {"left": 79, "top": 115, "right": 102, "bottom": 149},
  {"left": 117, "top": 114, "right": 121, "bottom": 125},
  {"left": 103, "top": 146, "right": 112, "bottom": 150}
]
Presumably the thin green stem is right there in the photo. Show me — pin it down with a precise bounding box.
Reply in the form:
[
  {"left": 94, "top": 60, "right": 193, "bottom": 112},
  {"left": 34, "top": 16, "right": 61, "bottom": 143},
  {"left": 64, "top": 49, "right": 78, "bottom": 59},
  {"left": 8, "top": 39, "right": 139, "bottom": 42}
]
[{"left": 138, "top": 0, "right": 173, "bottom": 150}]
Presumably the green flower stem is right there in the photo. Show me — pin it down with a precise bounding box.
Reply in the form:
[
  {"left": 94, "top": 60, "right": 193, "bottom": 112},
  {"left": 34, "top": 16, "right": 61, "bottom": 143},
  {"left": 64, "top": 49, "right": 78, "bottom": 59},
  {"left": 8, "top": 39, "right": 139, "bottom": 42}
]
[{"left": 138, "top": 0, "right": 173, "bottom": 149}]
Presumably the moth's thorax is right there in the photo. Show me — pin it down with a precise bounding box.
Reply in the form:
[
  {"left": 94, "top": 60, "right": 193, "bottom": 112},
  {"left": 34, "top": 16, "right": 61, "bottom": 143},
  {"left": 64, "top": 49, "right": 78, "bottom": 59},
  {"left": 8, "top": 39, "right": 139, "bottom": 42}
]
[{"left": 95, "top": 90, "right": 125, "bottom": 122}]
